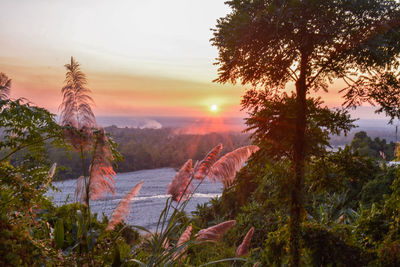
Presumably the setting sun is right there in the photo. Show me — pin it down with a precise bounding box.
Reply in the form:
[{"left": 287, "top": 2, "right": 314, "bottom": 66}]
[{"left": 210, "top": 104, "right": 218, "bottom": 112}]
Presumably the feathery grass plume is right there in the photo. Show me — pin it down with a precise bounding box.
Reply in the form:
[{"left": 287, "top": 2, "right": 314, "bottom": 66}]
[
  {"left": 41, "top": 163, "right": 57, "bottom": 190},
  {"left": 88, "top": 129, "right": 116, "bottom": 200},
  {"left": 63, "top": 125, "right": 94, "bottom": 152},
  {"left": 236, "top": 227, "right": 255, "bottom": 257},
  {"left": 209, "top": 145, "right": 259, "bottom": 187},
  {"left": 106, "top": 180, "right": 144, "bottom": 230},
  {"left": 395, "top": 142, "right": 400, "bottom": 160},
  {"left": 48, "top": 163, "right": 57, "bottom": 179},
  {"left": 166, "top": 159, "right": 193, "bottom": 202},
  {"left": 193, "top": 160, "right": 200, "bottom": 172},
  {"left": 196, "top": 220, "right": 236, "bottom": 242},
  {"left": 253, "top": 262, "right": 260, "bottom": 267},
  {"left": 59, "top": 57, "right": 96, "bottom": 130},
  {"left": 75, "top": 176, "right": 87, "bottom": 203},
  {"left": 0, "top": 73, "right": 11, "bottom": 100},
  {"left": 59, "top": 57, "right": 96, "bottom": 153},
  {"left": 173, "top": 225, "right": 192, "bottom": 260},
  {"left": 194, "top": 143, "right": 223, "bottom": 180}
]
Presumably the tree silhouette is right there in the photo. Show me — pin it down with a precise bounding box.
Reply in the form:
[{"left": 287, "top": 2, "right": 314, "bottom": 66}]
[
  {"left": 0, "top": 73, "right": 11, "bottom": 100},
  {"left": 212, "top": 1, "right": 400, "bottom": 265}
]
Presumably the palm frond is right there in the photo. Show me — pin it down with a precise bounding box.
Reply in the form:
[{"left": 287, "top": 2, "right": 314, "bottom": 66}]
[
  {"left": 88, "top": 129, "right": 116, "bottom": 200},
  {"left": 194, "top": 144, "right": 223, "bottom": 180},
  {"left": 209, "top": 145, "right": 259, "bottom": 187},
  {"left": 236, "top": 227, "right": 255, "bottom": 257},
  {"left": 106, "top": 180, "right": 144, "bottom": 230},
  {"left": 166, "top": 159, "right": 193, "bottom": 202},
  {"left": 196, "top": 220, "right": 236, "bottom": 242},
  {"left": 0, "top": 73, "right": 11, "bottom": 100}
]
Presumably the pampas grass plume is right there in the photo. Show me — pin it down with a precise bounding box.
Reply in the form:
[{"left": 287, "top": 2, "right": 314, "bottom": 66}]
[
  {"left": 166, "top": 159, "right": 193, "bottom": 202},
  {"left": 173, "top": 225, "right": 192, "bottom": 260},
  {"left": 75, "top": 176, "right": 87, "bottom": 203},
  {"left": 88, "top": 129, "right": 116, "bottom": 201},
  {"left": 209, "top": 145, "right": 259, "bottom": 187},
  {"left": 196, "top": 220, "right": 236, "bottom": 242},
  {"left": 236, "top": 227, "right": 255, "bottom": 257},
  {"left": 194, "top": 143, "right": 223, "bottom": 180},
  {"left": 106, "top": 180, "right": 144, "bottom": 230}
]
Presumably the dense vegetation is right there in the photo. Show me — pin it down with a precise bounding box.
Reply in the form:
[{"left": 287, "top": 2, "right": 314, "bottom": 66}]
[
  {"left": 350, "top": 131, "right": 397, "bottom": 161},
  {"left": 3, "top": 0, "right": 400, "bottom": 266},
  {"left": 211, "top": 0, "right": 400, "bottom": 265},
  {"left": 191, "top": 129, "right": 400, "bottom": 265}
]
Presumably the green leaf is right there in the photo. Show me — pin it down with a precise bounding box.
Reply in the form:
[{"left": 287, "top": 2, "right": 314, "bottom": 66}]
[{"left": 54, "top": 219, "right": 64, "bottom": 249}]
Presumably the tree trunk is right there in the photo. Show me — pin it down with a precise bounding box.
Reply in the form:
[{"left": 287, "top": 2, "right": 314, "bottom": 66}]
[{"left": 290, "top": 52, "right": 308, "bottom": 267}]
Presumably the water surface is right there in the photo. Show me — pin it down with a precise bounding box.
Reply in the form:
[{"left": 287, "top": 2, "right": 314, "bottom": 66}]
[{"left": 49, "top": 168, "right": 223, "bottom": 231}]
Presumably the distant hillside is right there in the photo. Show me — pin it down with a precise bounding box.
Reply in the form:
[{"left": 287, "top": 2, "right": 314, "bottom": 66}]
[
  {"left": 47, "top": 126, "right": 251, "bottom": 180},
  {"left": 330, "top": 119, "right": 400, "bottom": 147}
]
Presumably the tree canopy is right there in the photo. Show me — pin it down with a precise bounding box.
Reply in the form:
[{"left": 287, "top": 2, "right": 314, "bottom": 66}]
[
  {"left": 212, "top": 0, "right": 400, "bottom": 265},
  {"left": 212, "top": 0, "right": 400, "bottom": 102}
]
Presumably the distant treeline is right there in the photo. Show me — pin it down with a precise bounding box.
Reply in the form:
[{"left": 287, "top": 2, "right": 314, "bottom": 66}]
[
  {"left": 349, "top": 131, "right": 396, "bottom": 160},
  {"left": 47, "top": 126, "right": 251, "bottom": 180},
  {"left": 11, "top": 126, "right": 395, "bottom": 180}
]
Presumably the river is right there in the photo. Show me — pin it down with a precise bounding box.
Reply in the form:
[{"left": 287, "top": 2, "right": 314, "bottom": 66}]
[{"left": 48, "top": 168, "right": 223, "bottom": 231}]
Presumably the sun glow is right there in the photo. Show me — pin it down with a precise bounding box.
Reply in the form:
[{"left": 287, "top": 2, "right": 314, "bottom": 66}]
[{"left": 210, "top": 104, "right": 218, "bottom": 112}]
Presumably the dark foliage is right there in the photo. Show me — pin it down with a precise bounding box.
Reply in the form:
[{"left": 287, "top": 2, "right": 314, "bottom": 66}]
[{"left": 350, "top": 130, "right": 396, "bottom": 160}]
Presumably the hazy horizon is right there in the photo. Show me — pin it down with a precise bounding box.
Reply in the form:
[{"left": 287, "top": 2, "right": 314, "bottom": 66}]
[{"left": 95, "top": 114, "right": 400, "bottom": 131}]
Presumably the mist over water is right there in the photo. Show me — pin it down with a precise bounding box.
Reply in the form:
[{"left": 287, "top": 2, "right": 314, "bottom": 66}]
[
  {"left": 96, "top": 116, "right": 246, "bottom": 132},
  {"left": 48, "top": 168, "right": 223, "bottom": 231}
]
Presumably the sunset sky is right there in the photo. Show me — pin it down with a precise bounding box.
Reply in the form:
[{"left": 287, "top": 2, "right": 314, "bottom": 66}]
[{"left": 0, "top": 0, "right": 389, "bottom": 120}]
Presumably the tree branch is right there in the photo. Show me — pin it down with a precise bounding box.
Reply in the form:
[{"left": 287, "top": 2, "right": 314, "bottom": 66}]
[
  {"left": 0, "top": 136, "right": 56, "bottom": 162},
  {"left": 287, "top": 67, "right": 299, "bottom": 81}
]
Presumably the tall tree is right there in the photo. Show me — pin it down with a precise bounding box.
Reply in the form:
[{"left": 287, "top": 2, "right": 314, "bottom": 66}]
[
  {"left": 0, "top": 73, "right": 11, "bottom": 100},
  {"left": 212, "top": 0, "right": 400, "bottom": 265}
]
